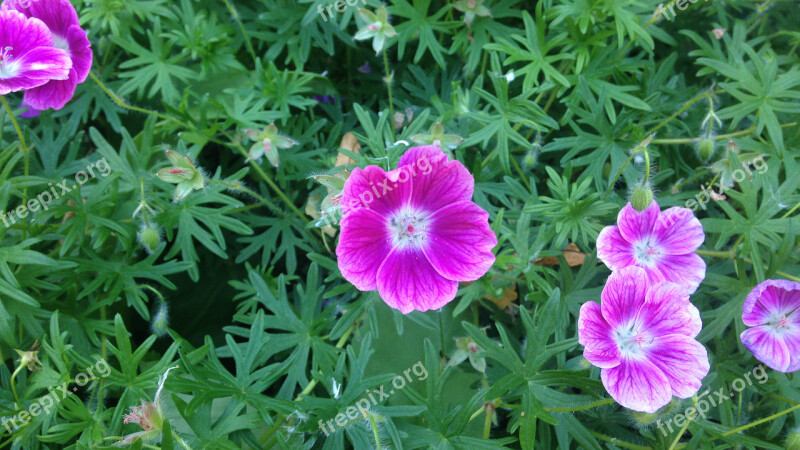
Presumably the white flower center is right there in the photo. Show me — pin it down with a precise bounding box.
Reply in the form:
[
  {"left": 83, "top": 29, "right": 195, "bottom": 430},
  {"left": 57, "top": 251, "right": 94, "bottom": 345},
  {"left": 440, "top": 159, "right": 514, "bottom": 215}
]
[
  {"left": 633, "top": 237, "right": 662, "bottom": 267},
  {"left": 769, "top": 314, "right": 793, "bottom": 333},
  {"left": 388, "top": 208, "right": 429, "bottom": 248},
  {"left": 614, "top": 325, "right": 653, "bottom": 357},
  {"left": 53, "top": 35, "right": 70, "bottom": 53},
  {"left": 0, "top": 46, "right": 19, "bottom": 79}
]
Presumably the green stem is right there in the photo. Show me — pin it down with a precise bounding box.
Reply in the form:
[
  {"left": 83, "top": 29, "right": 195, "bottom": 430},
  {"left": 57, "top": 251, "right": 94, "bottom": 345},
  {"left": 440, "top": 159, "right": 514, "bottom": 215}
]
[
  {"left": 642, "top": 148, "right": 650, "bottom": 185},
  {"left": 89, "top": 72, "right": 190, "bottom": 129},
  {"left": 714, "top": 403, "right": 800, "bottom": 440},
  {"left": 9, "top": 364, "right": 24, "bottom": 409},
  {"left": 382, "top": 47, "right": 396, "bottom": 142},
  {"left": 369, "top": 415, "right": 382, "bottom": 450},
  {"left": 646, "top": 92, "right": 711, "bottom": 135},
  {"left": 588, "top": 431, "right": 650, "bottom": 450},
  {"left": 482, "top": 403, "right": 493, "bottom": 439},
  {"left": 222, "top": 0, "right": 258, "bottom": 66},
  {"left": 544, "top": 397, "right": 616, "bottom": 412},
  {"left": 781, "top": 200, "right": 800, "bottom": 219},
  {"left": 652, "top": 123, "right": 797, "bottom": 145},
  {"left": 695, "top": 249, "right": 735, "bottom": 258},
  {"left": 603, "top": 153, "right": 636, "bottom": 200},
  {"left": 1, "top": 96, "right": 29, "bottom": 199}
]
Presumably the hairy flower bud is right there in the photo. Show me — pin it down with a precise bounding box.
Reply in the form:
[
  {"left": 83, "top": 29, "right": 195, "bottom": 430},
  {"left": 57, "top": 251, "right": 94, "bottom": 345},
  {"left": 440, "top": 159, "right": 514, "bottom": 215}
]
[
  {"left": 787, "top": 428, "right": 800, "bottom": 450},
  {"left": 697, "top": 138, "right": 715, "bottom": 161},
  {"left": 630, "top": 184, "right": 654, "bottom": 212},
  {"left": 138, "top": 224, "right": 161, "bottom": 254},
  {"left": 151, "top": 302, "right": 169, "bottom": 337}
]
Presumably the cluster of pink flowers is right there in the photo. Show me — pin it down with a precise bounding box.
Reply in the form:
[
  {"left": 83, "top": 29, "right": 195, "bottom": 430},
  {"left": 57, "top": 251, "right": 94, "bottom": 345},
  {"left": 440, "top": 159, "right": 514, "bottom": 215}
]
[
  {"left": 0, "top": 0, "right": 92, "bottom": 115},
  {"left": 581, "top": 200, "right": 800, "bottom": 413}
]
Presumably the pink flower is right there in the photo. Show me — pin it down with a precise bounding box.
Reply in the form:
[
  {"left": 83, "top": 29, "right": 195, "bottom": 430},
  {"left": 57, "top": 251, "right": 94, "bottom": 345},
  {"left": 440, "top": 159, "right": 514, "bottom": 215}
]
[
  {"left": 336, "top": 145, "right": 496, "bottom": 314},
  {"left": 579, "top": 266, "right": 710, "bottom": 413},
  {"left": 740, "top": 279, "right": 800, "bottom": 373},
  {"left": 0, "top": 10, "right": 71, "bottom": 94},
  {"left": 2, "top": 0, "right": 92, "bottom": 111},
  {"left": 597, "top": 201, "right": 706, "bottom": 294}
]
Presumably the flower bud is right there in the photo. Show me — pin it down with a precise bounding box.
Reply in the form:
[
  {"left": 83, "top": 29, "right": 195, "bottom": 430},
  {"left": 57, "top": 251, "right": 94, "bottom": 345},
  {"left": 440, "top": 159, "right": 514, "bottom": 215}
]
[
  {"left": 138, "top": 224, "right": 161, "bottom": 254},
  {"left": 630, "top": 184, "right": 654, "bottom": 212},
  {"left": 697, "top": 138, "right": 715, "bottom": 161},
  {"left": 522, "top": 151, "right": 537, "bottom": 171},
  {"left": 787, "top": 428, "right": 800, "bottom": 450},
  {"left": 151, "top": 302, "right": 169, "bottom": 337}
]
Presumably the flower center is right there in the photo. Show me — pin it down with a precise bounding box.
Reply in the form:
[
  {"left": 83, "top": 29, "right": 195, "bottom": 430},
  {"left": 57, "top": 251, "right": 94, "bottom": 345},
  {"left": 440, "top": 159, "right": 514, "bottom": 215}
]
[
  {"left": 614, "top": 325, "right": 653, "bottom": 356},
  {"left": 633, "top": 238, "right": 662, "bottom": 267},
  {"left": 368, "top": 23, "right": 381, "bottom": 31},
  {"left": 771, "top": 314, "right": 792, "bottom": 331},
  {"left": 53, "top": 35, "right": 70, "bottom": 53},
  {"left": 389, "top": 209, "right": 429, "bottom": 248},
  {"left": 0, "top": 46, "right": 18, "bottom": 79}
]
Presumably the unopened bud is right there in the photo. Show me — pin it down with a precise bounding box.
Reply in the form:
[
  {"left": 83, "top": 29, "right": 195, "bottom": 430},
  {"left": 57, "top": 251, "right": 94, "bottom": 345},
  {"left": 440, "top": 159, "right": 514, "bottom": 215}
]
[
  {"left": 151, "top": 302, "right": 169, "bottom": 337},
  {"left": 697, "top": 138, "right": 715, "bottom": 161},
  {"left": 138, "top": 224, "right": 161, "bottom": 254},
  {"left": 522, "top": 151, "right": 537, "bottom": 171},
  {"left": 630, "top": 184, "right": 654, "bottom": 212},
  {"left": 787, "top": 428, "right": 800, "bottom": 450}
]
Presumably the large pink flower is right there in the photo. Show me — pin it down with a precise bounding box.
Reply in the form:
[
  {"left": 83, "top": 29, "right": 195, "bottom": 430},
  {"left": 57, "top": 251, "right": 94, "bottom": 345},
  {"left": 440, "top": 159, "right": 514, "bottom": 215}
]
[
  {"left": 597, "top": 200, "right": 706, "bottom": 294},
  {"left": 2, "top": 0, "right": 92, "bottom": 110},
  {"left": 740, "top": 279, "right": 800, "bottom": 373},
  {"left": 336, "top": 145, "right": 497, "bottom": 314},
  {"left": 0, "top": 10, "right": 71, "bottom": 94},
  {"left": 579, "top": 266, "right": 710, "bottom": 413}
]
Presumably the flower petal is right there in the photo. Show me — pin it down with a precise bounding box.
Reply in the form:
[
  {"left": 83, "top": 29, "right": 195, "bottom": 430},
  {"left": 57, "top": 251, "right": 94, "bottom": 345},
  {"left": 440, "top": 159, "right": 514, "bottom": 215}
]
[
  {"left": 601, "top": 356, "right": 672, "bottom": 413},
  {"left": 398, "top": 146, "right": 474, "bottom": 213},
  {"left": 653, "top": 252, "right": 706, "bottom": 294},
  {"left": 646, "top": 334, "right": 709, "bottom": 398},
  {"left": 601, "top": 266, "right": 649, "bottom": 329},
  {"left": 16, "top": 0, "right": 80, "bottom": 36},
  {"left": 637, "top": 281, "right": 701, "bottom": 338},
  {"left": 617, "top": 201, "right": 660, "bottom": 243},
  {"left": 376, "top": 246, "right": 458, "bottom": 314},
  {"left": 596, "top": 225, "right": 635, "bottom": 270},
  {"left": 652, "top": 207, "right": 704, "bottom": 254},
  {"left": 65, "top": 24, "right": 92, "bottom": 83},
  {"left": 423, "top": 201, "right": 496, "bottom": 282},
  {"left": 336, "top": 208, "right": 392, "bottom": 291},
  {"left": 741, "top": 326, "right": 791, "bottom": 372},
  {"left": 578, "top": 301, "right": 621, "bottom": 369},
  {"left": 742, "top": 279, "right": 800, "bottom": 327},
  {"left": 156, "top": 168, "right": 184, "bottom": 183},
  {"left": 22, "top": 67, "right": 78, "bottom": 110},
  {"left": 340, "top": 165, "right": 413, "bottom": 217}
]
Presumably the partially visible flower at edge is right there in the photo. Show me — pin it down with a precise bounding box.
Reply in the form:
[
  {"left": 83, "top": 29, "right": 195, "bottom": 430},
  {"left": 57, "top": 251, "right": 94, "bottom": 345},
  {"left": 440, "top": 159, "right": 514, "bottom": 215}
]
[
  {"left": 0, "top": 10, "right": 71, "bottom": 96},
  {"left": 740, "top": 279, "right": 800, "bottom": 373},
  {"left": 578, "top": 266, "right": 710, "bottom": 413},
  {"left": 2, "top": 0, "right": 93, "bottom": 111},
  {"left": 596, "top": 200, "right": 706, "bottom": 294},
  {"left": 353, "top": 6, "right": 396, "bottom": 55},
  {"left": 448, "top": 336, "right": 486, "bottom": 373},
  {"left": 453, "top": 0, "right": 491, "bottom": 25}
]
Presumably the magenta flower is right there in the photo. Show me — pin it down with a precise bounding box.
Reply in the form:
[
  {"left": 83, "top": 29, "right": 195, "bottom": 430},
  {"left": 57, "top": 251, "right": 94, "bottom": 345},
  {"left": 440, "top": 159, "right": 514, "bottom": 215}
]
[
  {"left": 597, "top": 201, "right": 706, "bottom": 294},
  {"left": 2, "top": 0, "right": 92, "bottom": 111},
  {"left": 578, "top": 266, "right": 709, "bottom": 413},
  {"left": 336, "top": 145, "right": 496, "bottom": 314},
  {"left": 740, "top": 279, "right": 800, "bottom": 373},
  {"left": 0, "top": 10, "right": 71, "bottom": 95}
]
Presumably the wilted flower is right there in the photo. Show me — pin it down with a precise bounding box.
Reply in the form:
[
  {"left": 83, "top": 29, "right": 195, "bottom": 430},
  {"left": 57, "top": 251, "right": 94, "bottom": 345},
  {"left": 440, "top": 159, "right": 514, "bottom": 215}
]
[
  {"left": 453, "top": 0, "right": 491, "bottom": 25},
  {"left": 449, "top": 337, "right": 486, "bottom": 373},
  {"left": 740, "top": 279, "right": 800, "bottom": 373},
  {"left": 411, "top": 123, "right": 463, "bottom": 149},
  {"left": 596, "top": 201, "right": 706, "bottom": 294},
  {"left": 156, "top": 150, "right": 205, "bottom": 202},
  {"left": 336, "top": 146, "right": 496, "bottom": 313},
  {"left": 15, "top": 341, "right": 41, "bottom": 372},
  {"left": 243, "top": 123, "right": 298, "bottom": 167},
  {"left": 579, "top": 266, "right": 709, "bottom": 413},
  {"left": 353, "top": 7, "right": 396, "bottom": 55},
  {"left": 2, "top": 0, "right": 93, "bottom": 111},
  {"left": 0, "top": 10, "right": 71, "bottom": 95},
  {"left": 117, "top": 365, "right": 179, "bottom": 446},
  {"left": 712, "top": 28, "right": 726, "bottom": 39}
]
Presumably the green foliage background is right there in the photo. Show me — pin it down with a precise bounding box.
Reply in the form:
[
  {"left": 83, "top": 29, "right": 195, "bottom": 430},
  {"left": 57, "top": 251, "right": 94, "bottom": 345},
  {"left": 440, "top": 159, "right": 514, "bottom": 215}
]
[{"left": 1, "top": 0, "right": 799, "bottom": 448}]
